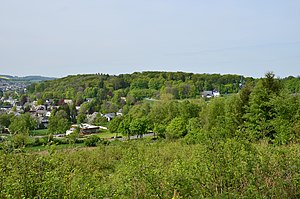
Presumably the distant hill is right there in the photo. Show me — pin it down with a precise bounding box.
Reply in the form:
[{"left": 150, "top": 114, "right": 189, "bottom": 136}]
[
  {"left": 0, "top": 74, "right": 55, "bottom": 81},
  {"left": 26, "top": 71, "right": 253, "bottom": 100},
  {"left": 16, "top": 76, "right": 56, "bottom": 81},
  {"left": 0, "top": 75, "right": 14, "bottom": 80}
]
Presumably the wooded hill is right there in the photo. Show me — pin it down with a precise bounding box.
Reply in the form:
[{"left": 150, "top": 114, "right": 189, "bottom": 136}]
[
  {"left": 0, "top": 74, "right": 55, "bottom": 82},
  {"left": 26, "top": 71, "right": 253, "bottom": 102},
  {"left": 26, "top": 72, "right": 300, "bottom": 101}
]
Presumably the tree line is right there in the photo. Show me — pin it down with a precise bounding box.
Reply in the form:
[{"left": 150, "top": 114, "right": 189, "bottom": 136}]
[
  {"left": 103, "top": 72, "right": 300, "bottom": 145},
  {"left": 2, "top": 71, "right": 300, "bottom": 146},
  {"left": 26, "top": 72, "right": 249, "bottom": 102}
]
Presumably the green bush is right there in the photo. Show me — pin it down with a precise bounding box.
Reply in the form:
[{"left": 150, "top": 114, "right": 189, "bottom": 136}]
[
  {"left": 84, "top": 135, "right": 101, "bottom": 147},
  {"left": 0, "top": 139, "right": 300, "bottom": 198},
  {"left": 52, "top": 138, "right": 69, "bottom": 145},
  {"left": 75, "top": 139, "right": 84, "bottom": 144},
  {"left": 32, "top": 137, "right": 48, "bottom": 146}
]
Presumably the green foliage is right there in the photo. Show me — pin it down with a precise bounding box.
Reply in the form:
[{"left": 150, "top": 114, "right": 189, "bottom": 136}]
[
  {"left": 130, "top": 78, "right": 149, "bottom": 89},
  {"left": 129, "top": 117, "right": 149, "bottom": 137},
  {"left": 118, "top": 116, "right": 132, "bottom": 139},
  {"left": 11, "top": 105, "right": 17, "bottom": 112},
  {"left": 9, "top": 113, "right": 37, "bottom": 135},
  {"left": 153, "top": 123, "right": 166, "bottom": 138},
  {"left": 128, "top": 102, "right": 151, "bottom": 118},
  {"left": 224, "top": 94, "right": 243, "bottom": 137},
  {"left": 5, "top": 71, "right": 300, "bottom": 197},
  {"left": 16, "top": 71, "right": 300, "bottom": 146},
  {"left": 1, "top": 140, "right": 300, "bottom": 198},
  {"left": 48, "top": 110, "right": 70, "bottom": 134},
  {"left": 32, "top": 137, "right": 48, "bottom": 146},
  {"left": 179, "top": 100, "right": 202, "bottom": 118},
  {"left": 84, "top": 135, "right": 101, "bottom": 147},
  {"left": 129, "top": 89, "right": 156, "bottom": 101},
  {"left": 92, "top": 113, "right": 108, "bottom": 126},
  {"left": 148, "top": 77, "right": 165, "bottom": 90},
  {"left": 184, "top": 117, "right": 205, "bottom": 144},
  {"left": 27, "top": 72, "right": 247, "bottom": 104},
  {"left": 177, "top": 81, "right": 197, "bottom": 99},
  {"left": 186, "top": 117, "right": 202, "bottom": 133},
  {"left": 244, "top": 73, "right": 284, "bottom": 141},
  {"left": 201, "top": 97, "right": 226, "bottom": 133},
  {"left": 11, "top": 133, "right": 29, "bottom": 148},
  {"left": 30, "top": 129, "right": 48, "bottom": 136},
  {"left": 0, "top": 113, "right": 14, "bottom": 128},
  {"left": 108, "top": 116, "right": 123, "bottom": 137},
  {"left": 67, "top": 126, "right": 80, "bottom": 144},
  {"left": 262, "top": 71, "right": 282, "bottom": 95},
  {"left": 100, "top": 101, "right": 118, "bottom": 114},
  {"left": 282, "top": 76, "right": 300, "bottom": 93},
  {"left": 166, "top": 117, "right": 187, "bottom": 139},
  {"left": 76, "top": 112, "right": 86, "bottom": 124}
]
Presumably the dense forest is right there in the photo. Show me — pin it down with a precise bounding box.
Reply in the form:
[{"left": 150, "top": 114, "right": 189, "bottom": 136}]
[
  {"left": 27, "top": 71, "right": 251, "bottom": 101},
  {"left": 1, "top": 71, "right": 300, "bottom": 198}
]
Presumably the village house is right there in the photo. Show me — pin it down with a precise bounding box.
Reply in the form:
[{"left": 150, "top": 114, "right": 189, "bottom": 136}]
[
  {"left": 63, "top": 99, "right": 73, "bottom": 105},
  {"left": 66, "top": 123, "right": 104, "bottom": 135},
  {"left": 202, "top": 90, "right": 220, "bottom": 98},
  {"left": 116, "top": 109, "right": 123, "bottom": 116},
  {"left": 104, "top": 113, "right": 116, "bottom": 121}
]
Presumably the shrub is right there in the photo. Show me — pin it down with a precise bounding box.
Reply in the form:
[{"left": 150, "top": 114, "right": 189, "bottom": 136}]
[
  {"left": 32, "top": 137, "right": 48, "bottom": 146},
  {"left": 84, "top": 135, "right": 101, "bottom": 147}
]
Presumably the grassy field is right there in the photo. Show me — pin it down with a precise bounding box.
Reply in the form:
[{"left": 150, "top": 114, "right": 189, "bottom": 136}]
[
  {"left": 25, "top": 142, "right": 86, "bottom": 153},
  {"left": 30, "top": 129, "right": 49, "bottom": 136},
  {"left": 96, "top": 131, "right": 119, "bottom": 139},
  {"left": 24, "top": 130, "right": 116, "bottom": 152},
  {"left": 30, "top": 128, "right": 116, "bottom": 138}
]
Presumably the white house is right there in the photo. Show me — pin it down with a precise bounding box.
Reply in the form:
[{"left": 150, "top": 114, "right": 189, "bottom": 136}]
[
  {"left": 66, "top": 123, "right": 104, "bottom": 135},
  {"left": 202, "top": 90, "right": 220, "bottom": 98}
]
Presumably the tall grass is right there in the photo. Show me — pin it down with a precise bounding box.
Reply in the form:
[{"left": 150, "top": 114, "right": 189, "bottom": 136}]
[{"left": 0, "top": 139, "right": 299, "bottom": 198}]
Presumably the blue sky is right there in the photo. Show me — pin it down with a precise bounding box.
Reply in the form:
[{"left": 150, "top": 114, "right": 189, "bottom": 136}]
[{"left": 1, "top": 0, "right": 300, "bottom": 78}]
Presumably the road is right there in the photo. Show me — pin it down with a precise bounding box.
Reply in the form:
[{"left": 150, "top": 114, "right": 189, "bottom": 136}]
[
  {"left": 115, "top": 133, "right": 155, "bottom": 141},
  {"left": 28, "top": 132, "right": 155, "bottom": 141}
]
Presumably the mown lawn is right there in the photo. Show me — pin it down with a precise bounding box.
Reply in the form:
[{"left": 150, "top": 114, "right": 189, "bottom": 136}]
[
  {"left": 96, "top": 131, "right": 119, "bottom": 139},
  {"left": 30, "top": 129, "right": 49, "bottom": 136},
  {"left": 30, "top": 129, "right": 116, "bottom": 138},
  {"left": 25, "top": 130, "right": 115, "bottom": 152}
]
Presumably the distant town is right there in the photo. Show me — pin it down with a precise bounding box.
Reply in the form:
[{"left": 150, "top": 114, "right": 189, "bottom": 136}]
[{"left": 0, "top": 78, "right": 119, "bottom": 135}]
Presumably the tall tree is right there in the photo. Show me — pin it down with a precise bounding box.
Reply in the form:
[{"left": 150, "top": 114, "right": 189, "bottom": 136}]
[
  {"left": 0, "top": 113, "right": 14, "bottom": 128},
  {"left": 244, "top": 72, "right": 283, "bottom": 140},
  {"left": 165, "top": 117, "right": 187, "bottom": 140},
  {"left": 9, "top": 113, "right": 37, "bottom": 135},
  {"left": 108, "top": 116, "right": 123, "bottom": 138},
  {"left": 129, "top": 117, "right": 149, "bottom": 138},
  {"left": 48, "top": 110, "right": 70, "bottom": 134},
  {"left": 118, "top": 116, "right": 132, "bottom": 140}
]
